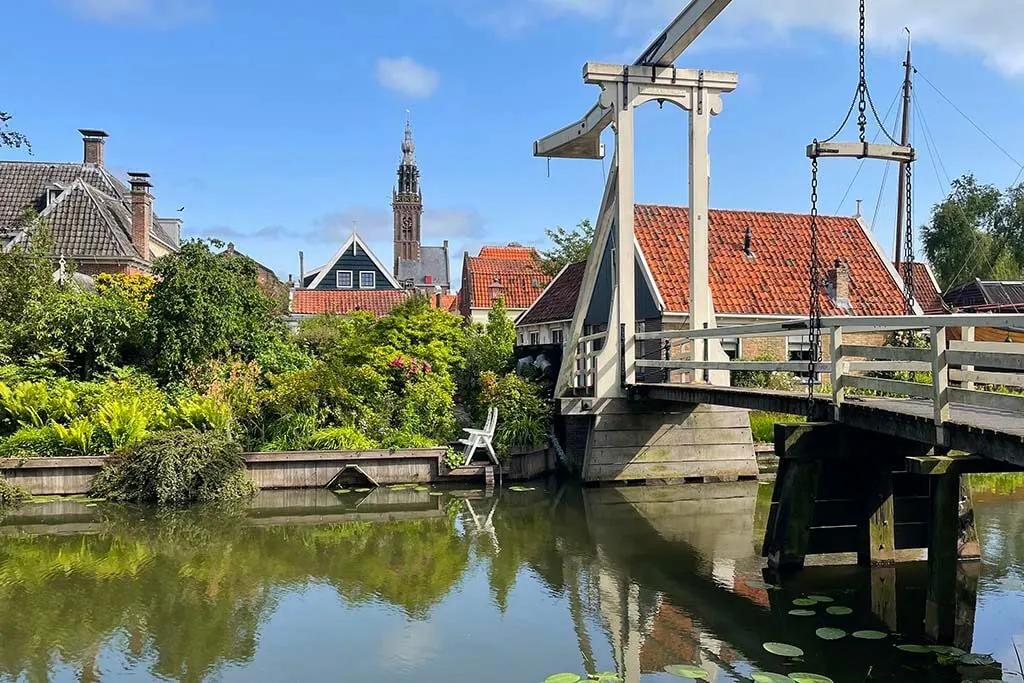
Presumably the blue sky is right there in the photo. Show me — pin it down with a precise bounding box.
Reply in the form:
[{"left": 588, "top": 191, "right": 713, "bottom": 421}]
[{"left": 4, "top": 0, "right": 1024, "bottom": 288}]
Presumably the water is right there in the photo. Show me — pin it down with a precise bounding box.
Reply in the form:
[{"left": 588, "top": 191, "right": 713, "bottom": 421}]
[{"left": 0, "top": 480, "right": 1021, "bottom": 683}]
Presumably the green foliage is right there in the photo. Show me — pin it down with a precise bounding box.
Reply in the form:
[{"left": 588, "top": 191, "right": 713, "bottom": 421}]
[
  {"left": 732, "top": 354, "right": 798, "bottom": 391},
  {"left": 0, "top": 216, "right": 55, "bottom": 341},
  {"left": 260, "top": 413, "right": 318, "bottom": 452},
  {"left": 0, "top": 426, "right": 64, "bottom": 458},
  {"left": 0, "top": 474, "right": 29, "bottom": 511},
  {"left": 165, "top": 396, "right": 232, "bottom": 433},
  {"left": 442, "top": 446, "right": 462, "bottom": 470},
  {"left": 96, "top": 398, "right": 151, "bottom": 450},
  {"left": 92, "top": 430, "right": 256, "bottom": 506},
  {"left": 537, "top": 219, "right": 594, "bottom": 277},
  {"left": 50, "top": 420, "right": 98, "bottom": 456},
  {"left": 380, "top": 430, "right": 437, "bottom": 450},
  {"left": 463, "top": 299, "right": 516, "bottom": 412},
  {"left": 374, "top": 293, "right": 467, "bottom": 379},
  {"left": 395, "top": 374, "right": 458, "bottom": 444},
  {"left": 309, "top": 427, "right": 378, "bottom": 451},
  {"left": 479, "top": 371, "right": 550, "bottom": 456},
  {"left": 749, "top": 412, "right": 806, "bottom": 443}
]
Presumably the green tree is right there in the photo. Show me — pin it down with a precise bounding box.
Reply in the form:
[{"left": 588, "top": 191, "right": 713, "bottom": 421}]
[
  {"left": 374, "top": 293, "right": 467, "bottom": 379},
  {"left": 0, "top": 112, "right": 29, "bottom": 150},
  {"left": 923, "top": 175, "right": 1021, "bottom": 290},
  {"left": 537, "top": 219, "right": 595, "bottom": 276},
  {"left": 146, "top": 240, "right": 287, "bottom": 383},
  {"left": 462, "top": 298, "right": 516, "bottom": 416}
]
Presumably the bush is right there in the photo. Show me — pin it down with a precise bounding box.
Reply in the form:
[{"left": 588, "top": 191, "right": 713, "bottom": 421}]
[
  {"left": 0, "top": 475, "right": 29, "bottom": 510},
  {"left": 91, "top": 430, "right": 256, "bottom": 506},
  {"left": 380, "top": 430, "right": 436, "bottom": 450},
  {"left": 260, "top": 413, "right": 318, "bottom": 452},
  {"left": 732, "top": 353, "right": 798, "bottom": 391},
  {"left": 0, "top": 426, "right": 64, "bottom": 458},
  {"left": 96, "top": 398, "right": 151, "bottom": 450},
  {"left": 165, "top": 395, "right": 232, "bottom": 433},
  {"left": 309, "top": 427, "right": 377, "bottom": 451},
  {"left": 395, "top": 374, "right": 457, "bottom": 445},
  {"left": 749, "top": 412, "right": 806, "bottom": 443},
  {"left": 479, "top": 371, "right": 550, "bottom": 456}
]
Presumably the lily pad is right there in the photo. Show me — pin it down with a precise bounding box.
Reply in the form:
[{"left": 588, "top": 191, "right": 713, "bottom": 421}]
[
  {"left": 959, "top": 653, "right": 997, "bottom": 666},
  {"left": 335, "top": 489, "right": 352, "bottom": 494},
  {"left": 750, "top": 673, "right": 794, "bottom": 683},
  {"left": 807, "top": 595, "right": 834, "bottom": 603},
  {"left": 763, "top": 642, "right": 804, "bottom": 658},
  {"left": 792, "top": 598, "right": 818, "bottom": 607},
  {"left": 663, "top": 664, "right": 709, "bottom": 679},
  {"left": 415, "top": 486, "right": 429, "bottom": 492},
  {"left": 815, "top": 628, "right": 846, "bottom": 641},
  {"left": 588, "top": 673, "right": 622, "bottom": 681},
  {"left": 895, "top": 644, "right": 933, "bottom": 654},
  {"left": 544, "top": 675, "right": 582, "bottom": 683},
  {"left": 852, "top": 630, "right": 888, "bottom": 640},
  {"left": 508, "top": 486, "right": 536, "bottom": 492},
  {"left": 789, "top": 674, "right": 833, "bottom": 683},
  {"left": 354, "top": 488, "right": 372, "bottom": 493},
  {"left": 429, "top": 492, "right": 444, "bottom": 496},
  {"left": 928, "top": 645, "right": 966, "bottom": 656},
  {"left": 824, "top": 606, "right": 852, "bottom": 616},
  {"left": 788, "top": 609, "right": 816, "bottom": 617}
]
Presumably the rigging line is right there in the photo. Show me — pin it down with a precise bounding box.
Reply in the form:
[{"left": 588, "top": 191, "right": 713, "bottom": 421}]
[
  {"left": 914, "top": 96, "right": 950, "bottom": 188},
  {"left": 834, "top": 83, "right": 904, "bottom": 214},
  {"left": 915, "top": 67, "right": 1024, "bottom": 174},
  {"left": 914, "top": 98, "right": 947, "bottom": 194},
  {"left": 870, "top": 161, "right": 891, "bottom": 232}
]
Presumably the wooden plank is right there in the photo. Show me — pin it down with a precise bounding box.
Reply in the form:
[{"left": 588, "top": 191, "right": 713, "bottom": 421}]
[
  {"left": 949, "top": 387, "right": 1024, "bottom": 414},
  {"left": 906, "top": 454, "right": 1022, "bottom": 475},
  {"left": 807, "top": 141, "right": 915, "bottom": 162},
  {"left": 950, "top": 369, "right": 1024, "bottom": 388},
  {"left": 765, "top": 459, "right": 822, "bottom": 571},
  {"left": 847, "top": 361, "right": 931, "bottom": 373},
  {"left": 950, "top": 340, "right": 1024, "bottom": 355},
  {"left": 842, "top": 375, "right": 934, "bottom": 400},
  {"left": 841, "top": 345, "right": 932, "bottom": 362},
  {"left": 0, "top": 456, "right": 109, "bottom": 469},
  {"left": 926, "top": 474, "right": 961, "bottom": 642},
  {"left": 242, "top": 449, "right": 443, "bottom": 463},
  {"left": 586, "top": 444, "right": 756, "bottom": 468},
  {"left": 590, "top": 426, "right": 754, "bottom": 448},
  {"left": 948, "top": 350, "right": 1024, "bottom": 371},
  {"left": 636, "top": 360, "right": 809, "bottom": 372},
  {"left": 860, "top": 467, "right": 896, "bottom": 566}
]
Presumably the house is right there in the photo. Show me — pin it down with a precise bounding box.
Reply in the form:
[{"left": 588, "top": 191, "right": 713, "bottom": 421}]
[
  {"left": 896, "top": 261, "right": 947, "bottom": 314},
  {"left": 221, "top": 242, "right": 287, "bottom": 300},
  {"left": 0, "top": 129, "right": 180, "bottom": 275},
  {"left": 458, "top": 245, "right": 552, "bottom": 325},
  {"left": 516, "top": 204, "right": 916, "bottom": 374},
  {"left": 944, "top": 279, "right": 1024, "bottom": 313}
]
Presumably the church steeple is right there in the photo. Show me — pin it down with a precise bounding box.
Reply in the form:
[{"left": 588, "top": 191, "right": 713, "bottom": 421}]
[{"left": 393, "top": 112, "right": 423, "bottom": 274}]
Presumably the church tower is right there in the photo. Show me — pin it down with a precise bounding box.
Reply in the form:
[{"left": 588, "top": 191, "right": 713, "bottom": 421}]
[{"left": 393, "top": 116, "right": 423, "bottom": 275}]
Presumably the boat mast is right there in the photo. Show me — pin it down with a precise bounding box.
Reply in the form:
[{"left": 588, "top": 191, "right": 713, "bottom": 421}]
[{"left": 894, "top": 29, "right": 913, "bottom": 268}]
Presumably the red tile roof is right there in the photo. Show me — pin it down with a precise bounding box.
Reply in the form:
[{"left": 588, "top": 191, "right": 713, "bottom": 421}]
[
  {"left": 291, "top": 290, "right": 410, "bottom": 317},
  {"left": 437, "top": 293, "right": 458, "bottom": 312},
  {"left": 519, "top": 261, "right": 586, "bottom": 325},
  {"left": 465, "top": 246, "right": 551, "bottom": 310},
  {"left": 895, "top": 262, "right": 946, "bottom": 313},
  {"left": 635, "top": 205, "right": 907, "bottom": 316}
]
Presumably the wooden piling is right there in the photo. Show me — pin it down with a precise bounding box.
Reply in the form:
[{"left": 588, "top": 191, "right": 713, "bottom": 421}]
[{"left": 858, "top": 466, "right": 896, "bottom": 566}]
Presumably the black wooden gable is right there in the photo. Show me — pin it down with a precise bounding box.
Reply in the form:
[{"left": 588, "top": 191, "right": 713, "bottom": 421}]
[{"left": 306, "top": 237, "right": 400, "bottom": 291}]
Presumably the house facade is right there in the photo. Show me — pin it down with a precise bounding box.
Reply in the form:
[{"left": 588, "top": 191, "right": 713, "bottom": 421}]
[
  {"left": 0, "top": 129, "right": 180, "bottom": 275},
  {"left": 517, "top": 204, "right": 918, "bottom": 380},
  {"left": 458, "top": 245, "right": 552, "bottom": 325}
]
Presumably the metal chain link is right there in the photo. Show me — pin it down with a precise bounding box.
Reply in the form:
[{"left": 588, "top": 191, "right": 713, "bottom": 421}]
[
  {"left": 857, "top": 0, "right": 868, "bottom": 143},
  {"left": 903, "top": 161, "right": 916, "bottom": 313},
  {"left": 807, "top": 154, "right": 824, "bottom": 411}
]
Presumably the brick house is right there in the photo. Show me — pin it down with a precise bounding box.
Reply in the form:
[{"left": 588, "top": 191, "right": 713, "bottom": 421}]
[
  {"left": 457, "top": 245, "right": 552, "bottom": 325},
  {"left": 0, "top": 129, "right": 180, "bottom": 275},
  {"left": 517, "top": 205, "right": 919, "bottom": 378}
]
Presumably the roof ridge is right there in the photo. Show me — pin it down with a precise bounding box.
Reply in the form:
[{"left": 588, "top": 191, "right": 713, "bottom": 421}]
[
  {"left": 78, "top": 181, "right": 139, "bottom": 258},
  {"left": 636, "top": 203, "right": 859, "bottom": 221}
]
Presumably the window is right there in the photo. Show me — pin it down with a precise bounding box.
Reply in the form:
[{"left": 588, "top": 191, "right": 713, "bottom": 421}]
[
  {"left": 336, "top": 271, "right": 353, "bottom": 289},
  {"left": 788, "top": 336, "right": 817, "bottom": 384},
  {"left": 359, "top": 271, "right": 376, "bottom": 289},
  {"left": 551, "top": 329, "right": 564, "bottom": 345},
  {"left": 530, "top": 332, "right": 540, "bottom": 345}
]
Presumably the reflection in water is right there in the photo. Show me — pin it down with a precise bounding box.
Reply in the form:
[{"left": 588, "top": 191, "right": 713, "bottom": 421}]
[{"left": 0, "top": 480, "right": 1019, "bottom": 682}]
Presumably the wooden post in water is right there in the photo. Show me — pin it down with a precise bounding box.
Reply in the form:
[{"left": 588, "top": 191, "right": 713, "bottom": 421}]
[
  {"left": 858, "top": 465, "right": 896, "bottom": 567},
  {"left": 926, "top": 473, "right": 959, "bottom": 642}
]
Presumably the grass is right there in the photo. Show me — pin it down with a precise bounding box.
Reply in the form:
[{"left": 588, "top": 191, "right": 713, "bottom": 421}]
[{"left": 749, "top": 411, "right": 806, "bottom": 444}]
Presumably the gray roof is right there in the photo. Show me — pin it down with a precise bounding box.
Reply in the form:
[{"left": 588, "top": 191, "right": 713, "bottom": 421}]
[
  {"left": 397, "top": 244, "right": 450, "bottom": 289},
  {"left": 0, "top": 161, "right": 178, "bottom": 259}
]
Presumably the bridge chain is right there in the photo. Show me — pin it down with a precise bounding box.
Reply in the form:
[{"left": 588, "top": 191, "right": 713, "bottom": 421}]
[
  {"left": 902, "top": 161, "right": 916, "bottom": 314},
  {"left": 807, "top": 155, "right": 824, "bottom": 414}
]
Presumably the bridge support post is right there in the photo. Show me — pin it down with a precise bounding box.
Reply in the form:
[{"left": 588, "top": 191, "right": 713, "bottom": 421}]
[
  {"left": 926, "top": 473, "right": 981, "bottom": 643},
  {"left": 858, "top": 466, "right": 896, "bottom": 567}
]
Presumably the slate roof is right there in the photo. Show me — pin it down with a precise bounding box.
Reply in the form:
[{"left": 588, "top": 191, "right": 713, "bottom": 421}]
[
  {"left": 397, "top": 244, "right": 450, "bottom": 289},
  {"left": 465, "top": 245, "right": 551, "bottom": 310},
  {"left": 895, "top": 261, "right": 946, "bottom": 313},
  {"left": 0, "top": 160, "right": 177, "bottom": 259},
  {"left": 518, "top": 261, "right": 586, "bottom": 325},
  {"left": 945, "top": 279, "right": 1024, "bottom": 312},
  {"left": 634, "top": 205, "right": 908, "bottom": 316}
]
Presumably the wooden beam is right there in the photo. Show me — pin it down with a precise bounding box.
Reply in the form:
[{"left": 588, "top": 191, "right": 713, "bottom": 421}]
[
  {"left": 765, "top": 458, "right": 822, "bottom": 572},
  {"left": 842, "top": 375, "right": 934, "bottom": 400},
  {"left": 840, "top": 344, "right": 932, "bottom": 362},
  {"left": 906, "top": 454, "right": 1022, "bottom": 475},
  {"left": 859, "top": 466, "right": 897, "bottom": 566},
  {"left": 807, "top": 141, "right": 915, "bottom": 162}
]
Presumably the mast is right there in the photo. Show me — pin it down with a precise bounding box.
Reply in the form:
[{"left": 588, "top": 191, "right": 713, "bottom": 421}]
[{"left": 894, "top": 29, "right": 913, "bottom": 268}]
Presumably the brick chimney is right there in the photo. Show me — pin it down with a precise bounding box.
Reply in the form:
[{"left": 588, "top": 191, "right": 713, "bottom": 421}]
[
  {"left": 79, "top": 129, "right": 108, "bottom": 166},
  {"left": 128, "top": 172, "right": 153, "bottom": 261},
  {"left": 828, "top": 258, "right": 850, "bottom": 301}
]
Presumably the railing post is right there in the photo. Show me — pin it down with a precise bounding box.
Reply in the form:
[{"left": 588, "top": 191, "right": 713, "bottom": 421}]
[
  {"left": 829, "top": 325, "right": 844, "bottom": 421},
  {"left": 931, "top": 326, "right": 950, "bottom": 444},
  {"left": 961, "top": 326, "right": 975, "bottom": 391}
]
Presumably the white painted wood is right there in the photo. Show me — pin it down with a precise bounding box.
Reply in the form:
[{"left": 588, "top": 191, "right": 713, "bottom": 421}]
[
  {"left": 931, "top": 327, "right": 950, "bottom": 438},
  {"left": 948, "top": 350, "right": 1024, "bottom": 372},
  {"left": 847, "top": 361, "right": 931, "bottom": 372},
  {"left": 840, "top": 345, "right": 932, "bottom": 362},
  {"left": 579, "top": 332, "right": 609, "bottom": 344},
  {"left": 635, "top": 0, "right": 734, "bottom": 66},
  {"left": 690, "top": 81, "right": 713, "bottom": 383},
  {"left": 637, "top": 360, "right": 809, "bottom": 371},
  {"left": 831, "top": 326, "right": 845, "bottom": 420},
  {"left": 949, "top": 387, "right": 1024, "bottom": 414},
  {"left": 842, "top": 375, "right": 934, "bottom": 400},
  {"left": 962, "top": 327, "right": 976, "bottom": 391},
  {"left": 949, "top": 340, "right": 1024, "bottom": 355},
  {"left": 585, "top": 63, "right": 739, "bottom": 91},
  {"left": 950, "top": 369, "right": 1024, "bottom": 388},
  {"left": 610, "top": 84, "right": 637, "bottom": 393},
  {"left": 807, "top": 141, "right": 915, "bottom": 162}
]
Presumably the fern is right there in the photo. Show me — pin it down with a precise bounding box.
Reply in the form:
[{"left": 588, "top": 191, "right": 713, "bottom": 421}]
[
  {"left": 165, "top": 396, "right": 232, "bottom": 434},
  {"left": 97, "top": 398, "right": 149, "bottom": 450},
  {"left": 51, "top": 420, "right": 97, "bottom": 456}
]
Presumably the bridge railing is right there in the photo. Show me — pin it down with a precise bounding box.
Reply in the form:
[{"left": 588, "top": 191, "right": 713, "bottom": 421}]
[
  {"left": 569, "top": 331, "right": 607, "bottom": 394},
  {"left": 634, "top": 314, "right": 1024, "bottom": 429}
]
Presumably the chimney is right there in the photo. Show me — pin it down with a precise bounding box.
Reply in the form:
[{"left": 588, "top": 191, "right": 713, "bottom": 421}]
[
  {"left": 743, "top": 226, "right": 754, "bottom": 257},
  {"left": 489, "top": 277, "right": 505, "bottom": 302},
  {"left": 854, "top": 199, "right": 863, "bottom": 218},
  {"left": 128, "top": 172, "right": 152, "bottom": 260},
  {"left": 829, "top": 258, "right": 851, "bottom": 301},
  {"left": 443, "top": 239, "right": 449, "bottom": 252},
  {"left": 226, "top": 242, "right": 236, "bottom": 256},
  {"left": 79, "top": 129, "right": 108, "bottom": 166},
  {"left": 299, "top": 251, "right": 305, "bottom": 288}
]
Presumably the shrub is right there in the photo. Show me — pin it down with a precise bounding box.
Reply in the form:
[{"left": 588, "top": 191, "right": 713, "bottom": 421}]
[
  {"left": 479, "top": 371, "right": 550, "bottom": 456},
  {"left": 91, "top": 430, "right": 256, "bottom": 506},
  {"left": 380, "top": 430, "right": 436, "bottom": 449},
  {"left": 51, "top": 420, "right": 99, "bottom": 456},
  {"left": 260, "top": 413, "right": 318, "bottom": 452},
  {"left": 0, "top": 426, "right": 63, "bottom": 458},
  {"left": 96, "top": 398, "right": 151, "bottom": 450},
  {"left": 165, "top": 395, "right": 232, "bottom": 433},
  {"left": 395, "top": 374, "right": 457, "bottom": 445},
  {"left": 309, "top": 427, "right": 377, "bottom": 451},
  {"left": 732, "top": 353, "right": 798, "bottom": 391},
  {"left": 0, "top": 475, "right": 29, "bottom": 510}
]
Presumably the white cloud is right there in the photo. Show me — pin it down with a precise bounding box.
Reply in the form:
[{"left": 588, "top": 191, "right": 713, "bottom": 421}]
[
  {"left": 62, "top": 0, "right": 212, "bottom": 26},
  {"left": 375, "top": 57, "right": 441, "bottom": 99},
  {"left": 474, "top": 0, "right": 1024, "bottom": 78}
]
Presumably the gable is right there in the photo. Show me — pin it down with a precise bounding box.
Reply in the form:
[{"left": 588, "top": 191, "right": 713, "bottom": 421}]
[{"left": 306, "top": 235, "right": 401, "bottom": 291}]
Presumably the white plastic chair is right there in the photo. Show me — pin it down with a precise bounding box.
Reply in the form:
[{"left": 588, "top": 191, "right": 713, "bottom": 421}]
[{"left": 460, "top": 407, "right": 499, "bottom": 466}]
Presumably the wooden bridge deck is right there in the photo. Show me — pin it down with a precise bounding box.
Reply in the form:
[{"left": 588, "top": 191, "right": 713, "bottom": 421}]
[{"left": 635, "top": 383, "right": 1024, "bottom": 467}]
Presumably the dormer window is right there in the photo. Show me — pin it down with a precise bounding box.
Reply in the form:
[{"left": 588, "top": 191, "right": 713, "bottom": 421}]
[
  {"left": 337, "top": 271, "right": 353, "bottom": 289},
  {"left": 360, "top": 271, "right": 376, "bottom": 289},
  {"left": 45, "top": 184, "right": 63, "bottom": 208}
]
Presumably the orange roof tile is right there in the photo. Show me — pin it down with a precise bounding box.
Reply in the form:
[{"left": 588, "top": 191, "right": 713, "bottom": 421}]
[
  {"left": 291, "top": 290, "right": 410, "bottom": 317},
  {"left": 435, "top": 293, "right": 458, "bottom": 311},
  {"left": 466, "top": 254, "right": 551, "bottom": 309},
  {"left": 895, "top": 262, "right": 946, "bottom": 313},
  {"left": 477, "top": 245, "right": 536, "bottom": 261},
  {"left": 635, "top": 205, "right": 907, "bottom": 316}
]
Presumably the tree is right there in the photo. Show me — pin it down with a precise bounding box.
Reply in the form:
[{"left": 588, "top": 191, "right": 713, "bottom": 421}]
[
  {"left": 0, "top": 215, "right": 56, "bottom": 356},
  {"left": 0, "top": 112, "right": 29, "bottom": 150},
  {"left": 537, "top": 219, "right": 595, "bottom": 276},
  {"left": 461, "top": 298, "right": 516, "bottom": 415},
  {"left": 923, "top": 175, "right": 1022, "bottom": 290}
]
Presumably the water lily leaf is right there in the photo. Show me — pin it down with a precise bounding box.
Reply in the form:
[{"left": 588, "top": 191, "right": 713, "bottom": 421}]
[
  {"left": 764, "top": 642, "right": 805, "bottom": 658},
  {"left": 815, "top": 628, "right": 846, "bottom": 641},
  {"left": 792, "top": 598, "right": 818, "bottom": 607},
  {"left": 335, "top": 489, "right": 352, "bottom": 494},
  {"left": 959, "top": 653, "right": 997, "bottom": 666},
  {"left": 544, "top": 674, "right": 582, "bottom": 683},
  {"left": 788, "top": 609, "right": 816, "bottom": 617},
  {"left": 789, "top": 674, "right": 834, "bottom": 683},
  {"left": 807, "top": 595, "right": 834, "bottom": 604},
  {"left": 852, "top": 630, "right": 888, "bottom": 640},
  {"left": 750, "top": 673, "right": 794, "bottom": 683},
  {"left": 664, "top": 664, "right": 710, "bottom": 679},
  {"left": 928, "top": 645, "right": 966, "bottom": 656},
  {"left": 824, "top": 606, "right": 852, "bottom": 616},
  {"left": 429, "top": 492, "right": 444, "bottom": 496},
  {"left": 415, "top": 486, "right": 429, "bottom": 491},
  {"left": 895, "top": 644, "right": 933, "bottom": 654},
  {"left": 587, "top": 673, "right": 622, "bottom": 681},
  {"left": 354, "top": 488, "right": 372, "bottom": 493}
]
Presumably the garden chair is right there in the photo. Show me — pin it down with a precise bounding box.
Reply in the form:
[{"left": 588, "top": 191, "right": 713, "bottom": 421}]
[{"left": 460, "top": 407, "right": 499, "bottom": 466}]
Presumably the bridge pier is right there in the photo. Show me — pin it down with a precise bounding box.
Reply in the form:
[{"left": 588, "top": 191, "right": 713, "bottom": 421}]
[{"left": 560, "top": 398, "right": 758, "bottom": 484}]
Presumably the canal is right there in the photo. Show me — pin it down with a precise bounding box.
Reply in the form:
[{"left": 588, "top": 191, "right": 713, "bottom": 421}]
[{"left": 0, "top": 479, "right": 1020, "bottom": 682}]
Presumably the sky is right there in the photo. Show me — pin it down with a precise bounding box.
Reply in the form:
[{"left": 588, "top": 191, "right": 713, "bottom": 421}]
[{"left": 4, "top": 0, "right": 1024, "bottom": 288}]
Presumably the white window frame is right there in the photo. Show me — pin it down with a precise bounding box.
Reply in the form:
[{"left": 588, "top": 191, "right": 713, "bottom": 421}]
[
  {"left": 551, "top": 328, "right": 564, "bottom": 345},
  {"left": 359, "top": 271, "right": 376, "bottom": 289},
  {"left": 336, "top": 270, "right": 353, "bottom": 289},
  {"left": 529, "top": 331, "right": 540, "bottom": 345}
]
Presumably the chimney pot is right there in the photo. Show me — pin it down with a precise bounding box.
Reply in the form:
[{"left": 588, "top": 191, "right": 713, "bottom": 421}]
[
  {"left": 79, "top": 129, "right": 109, "bottom": 166},
  {"left": 829, "top": 259, "right": 851, "bottom": 302},
  {"left": 299, "top": 251, "right": 305, "bottom": 289},
  {"left": 854, "top": 199, "right": 863, "bottom": 218},
  {"left": 743, "top": 226, "right": 753, "bottom": 257},
  {"left": 129, "top": 172, "right": 153, "bottom": 261}
]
